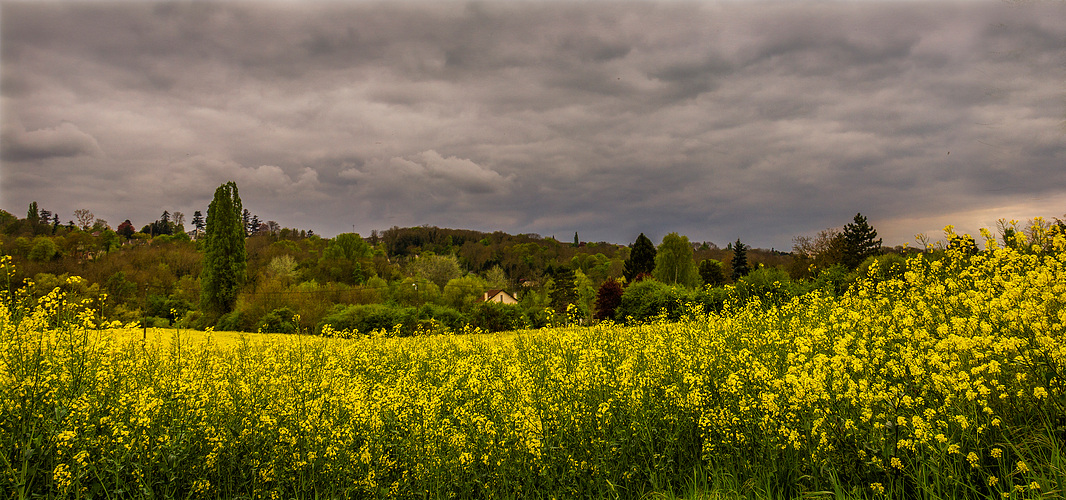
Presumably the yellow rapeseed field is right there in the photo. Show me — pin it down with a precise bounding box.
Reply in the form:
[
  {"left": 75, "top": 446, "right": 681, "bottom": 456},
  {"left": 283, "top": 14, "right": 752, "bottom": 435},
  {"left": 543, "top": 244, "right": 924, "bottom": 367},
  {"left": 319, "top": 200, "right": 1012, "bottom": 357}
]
[{"left": 1, "top": 226, "right": 1063, "bottom": 499}]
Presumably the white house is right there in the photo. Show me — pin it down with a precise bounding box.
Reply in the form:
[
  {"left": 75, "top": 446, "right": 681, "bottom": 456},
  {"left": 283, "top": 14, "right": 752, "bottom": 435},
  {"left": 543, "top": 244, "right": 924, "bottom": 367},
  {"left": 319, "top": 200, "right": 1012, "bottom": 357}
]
[{"left": 481, "top": 289, "right": 518, "bottom": 304}]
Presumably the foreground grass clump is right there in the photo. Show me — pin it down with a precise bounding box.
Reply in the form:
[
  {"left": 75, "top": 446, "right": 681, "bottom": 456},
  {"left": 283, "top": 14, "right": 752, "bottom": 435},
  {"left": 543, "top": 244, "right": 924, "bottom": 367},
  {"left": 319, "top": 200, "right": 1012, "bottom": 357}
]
[{"left": 1, "top": 232, "right": 1065, "bottom": 499}]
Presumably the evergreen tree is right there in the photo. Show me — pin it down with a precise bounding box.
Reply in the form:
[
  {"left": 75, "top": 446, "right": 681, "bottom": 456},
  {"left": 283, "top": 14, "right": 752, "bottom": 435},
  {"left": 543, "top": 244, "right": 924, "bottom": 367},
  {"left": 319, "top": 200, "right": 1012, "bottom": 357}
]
[
  {"left": 192, "top": 211, "right": 205, "bottom": 230},
  {"left": 158, "top": 211, "right": 173, "bottom": 235},
  {"left": 250, "top": 215, "right": 261, "bottom": 235},
  {"left": 549, "top": 266, "right": 578, "bottom": 315},
  {"left": 201, "top": 182, "right": 247, "bottom": 316},
  {"left": 623, "top": 233, "right": 656, "bottom": 282},
  {"left": 731, "top": 238, "right": 749, "bottom": 282},
  {"left": 840, "top": 213, "right": 882, "bottom": 269},
  {"left": 26, "top": 202, "right": 39, "bottom": 223},
  {"left": 242, "top": 209, "right": 252, "bottom": 237},
  {"left": 698, "top": 259, "right": 726, "bottom": 287}
]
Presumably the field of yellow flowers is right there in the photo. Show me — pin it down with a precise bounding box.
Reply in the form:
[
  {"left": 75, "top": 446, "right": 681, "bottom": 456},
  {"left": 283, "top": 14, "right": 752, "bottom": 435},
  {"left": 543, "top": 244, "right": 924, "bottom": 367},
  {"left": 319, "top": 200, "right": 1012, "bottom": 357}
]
[{"left": 1, "top": 228, "right": 1064, "bottom": 499}]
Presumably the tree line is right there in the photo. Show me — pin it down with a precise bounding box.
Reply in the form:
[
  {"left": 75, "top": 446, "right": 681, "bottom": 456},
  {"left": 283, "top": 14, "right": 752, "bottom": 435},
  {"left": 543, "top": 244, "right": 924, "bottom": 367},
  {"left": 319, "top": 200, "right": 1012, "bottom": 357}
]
[{"left": 3, "top": 182, "right": 1062, "bottom": 335}]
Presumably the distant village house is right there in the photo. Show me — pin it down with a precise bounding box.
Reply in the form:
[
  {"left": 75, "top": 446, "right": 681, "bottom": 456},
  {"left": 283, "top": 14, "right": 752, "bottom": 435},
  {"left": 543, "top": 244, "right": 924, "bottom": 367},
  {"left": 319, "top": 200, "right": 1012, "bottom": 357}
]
[{"left": 480, "top": 290, "right": 518, "bottom": 304}]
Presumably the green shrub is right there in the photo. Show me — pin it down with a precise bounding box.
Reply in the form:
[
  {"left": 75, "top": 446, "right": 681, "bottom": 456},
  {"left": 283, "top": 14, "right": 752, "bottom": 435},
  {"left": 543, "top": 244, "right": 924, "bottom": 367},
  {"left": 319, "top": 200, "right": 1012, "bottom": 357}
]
[
  {"left": 256, "top": 307, "right": 298, "bottom": 334},
  {"left": 857, "top": 253, "right": 908, "bottom": 282},
  {"left": 615, "top": 279, "right": 687, "bottom": 323},
  {"left": 318, "top": 304, "right": 418, "bottom": 336},
  {"left": 735, "top": 266, "right": 795, "bottom": 306},
  {"left": 417, "top": 303, "right": 468, "bottom": 332},
  {"left": 470, "top": 301, "right": 526, "bottom": 332},
  {"left": 216, "top": 310, "right": 255, "bottom": 332}
]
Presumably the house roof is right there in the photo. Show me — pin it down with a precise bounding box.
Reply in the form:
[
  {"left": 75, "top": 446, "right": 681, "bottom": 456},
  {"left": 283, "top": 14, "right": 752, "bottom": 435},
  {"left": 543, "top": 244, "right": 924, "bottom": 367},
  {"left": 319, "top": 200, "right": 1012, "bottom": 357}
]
[{"left": 480, "top": 289, "right": 516, "bottom": 302}]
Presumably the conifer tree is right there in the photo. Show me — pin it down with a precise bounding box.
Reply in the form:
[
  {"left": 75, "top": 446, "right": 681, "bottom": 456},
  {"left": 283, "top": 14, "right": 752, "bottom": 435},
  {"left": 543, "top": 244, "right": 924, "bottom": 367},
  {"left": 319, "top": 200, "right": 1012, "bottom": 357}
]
[
  {"left": 698, "top": 259, "right": 726, "bottom": 287},
  {"left": 201, "top": 182, "right": 247, "bottom": 316},
  {"left": 623, "top": 233, "right": 656, "bottom": 282},
  {"left": 731, "top": 238, "right": 749, "bottom": 282},
  {"left": 549, "top": 266, "right": 578, "bottom": 315},
  {"left": 840, "top": 213, "right": 882, "bottom": 269}
]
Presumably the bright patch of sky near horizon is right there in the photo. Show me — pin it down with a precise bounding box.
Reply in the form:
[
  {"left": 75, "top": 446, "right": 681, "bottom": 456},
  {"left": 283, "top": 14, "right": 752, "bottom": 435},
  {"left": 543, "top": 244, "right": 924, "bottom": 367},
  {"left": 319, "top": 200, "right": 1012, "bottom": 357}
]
[{"left": 1, "top": 0, "right": 1064, "bottom": 249}]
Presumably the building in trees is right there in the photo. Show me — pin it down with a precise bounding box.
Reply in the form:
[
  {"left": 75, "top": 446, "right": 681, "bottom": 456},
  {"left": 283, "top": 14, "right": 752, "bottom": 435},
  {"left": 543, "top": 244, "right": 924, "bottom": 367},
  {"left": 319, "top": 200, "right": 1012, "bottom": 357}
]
[
  {"left": 622, "top": 233, "right": 656, "bottom": 282},
  {"left": 201, "top": 182, "right": 247, "bottom": 316}
]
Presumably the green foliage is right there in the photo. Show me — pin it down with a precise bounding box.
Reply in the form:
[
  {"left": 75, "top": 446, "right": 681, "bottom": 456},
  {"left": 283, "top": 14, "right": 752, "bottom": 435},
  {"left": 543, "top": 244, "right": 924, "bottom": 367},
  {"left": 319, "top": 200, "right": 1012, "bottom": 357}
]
[
  {"left": 857, "top": 253, "right": 908, "bottom": 282},
  {"left": 26, "top": 201, "right": 38, "bottom": 224},
  {"left": 653, "top": 232, "right": 698, "bottom": 287},
  {"left": 408, "top": 253, "right": 462, "bottom": 289},
  {"left": 483, "top": 265, "right": 509, "bottom": 290},
  {"left": 27, "top": 238, "right": 59, "bottom": 262},
  {"left": 548, "top": 267, "right": 577, "bottom": 314},
  {"left": 318, "top": 303, "right": 418, "bottom": 336},
  {"left": 146, "top": 294, "right": 192, "bottom": 325},
  {"left": 256, "top": 307, "right": 298, "bottom": 334},
  {"left": 417, "top": 303, "right": 468, "bottom": 332},
  {"left": 470, "top": 301, "right": 526, "bottom": 332},
  {"left": 698, "top": 259, "right": 726, "bottom": 287},
  {"left": 216, "top": 310, "right": 254, "bottom": 332},
  {"left": 615, "top": 279, "right": 679, "bottom": 323},
  {"left": 201, "top": 182, "right": 247, "bottom": 316},
  {"left": 812, "top": 264, "right": 855, "bottom": 297},
  {"left": 734, "top": 266, "right": 795, "bottom": 306},
  {"left": 393, "top": 277, "right": 441, "bottom": 307},
  {"left": 730, "top": 238, "right": 749, "bottom": 281},
  {"left": 840, "top": 213, "right": 882, "bottom": 269},
  {"left": 623, "top": 233, "right": 656, "bottom": 282},
  {"left": 442, "top": 274, "right": 487, "bottom": 311},
  {"left": 324, "top": 233, "right": 373, "bottom": 261}
]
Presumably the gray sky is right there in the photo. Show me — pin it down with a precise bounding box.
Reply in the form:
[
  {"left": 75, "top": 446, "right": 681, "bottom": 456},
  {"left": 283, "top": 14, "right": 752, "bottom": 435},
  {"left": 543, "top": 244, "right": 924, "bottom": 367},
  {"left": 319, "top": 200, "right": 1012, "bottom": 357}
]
[{"left": 2, "top": 1, "right": 1064, "bottom": 249}]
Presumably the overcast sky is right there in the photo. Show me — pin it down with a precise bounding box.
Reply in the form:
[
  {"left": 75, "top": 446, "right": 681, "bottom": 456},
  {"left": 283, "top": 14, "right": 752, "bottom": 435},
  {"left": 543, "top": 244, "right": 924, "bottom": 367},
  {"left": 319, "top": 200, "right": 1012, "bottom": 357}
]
[{"left": 2, "top": 1, "right": 1064, "bottom": 249}]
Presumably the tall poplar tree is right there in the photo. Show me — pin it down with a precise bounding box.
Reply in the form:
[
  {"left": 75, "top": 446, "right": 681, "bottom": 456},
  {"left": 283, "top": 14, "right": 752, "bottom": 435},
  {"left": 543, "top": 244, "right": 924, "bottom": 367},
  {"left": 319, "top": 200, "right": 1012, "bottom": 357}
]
[
  {"left": 623, "top": 233, "right": 656, "bottom": 282},
  {"left": 201, "top": 182, "right": 247, "bottom": 316}
]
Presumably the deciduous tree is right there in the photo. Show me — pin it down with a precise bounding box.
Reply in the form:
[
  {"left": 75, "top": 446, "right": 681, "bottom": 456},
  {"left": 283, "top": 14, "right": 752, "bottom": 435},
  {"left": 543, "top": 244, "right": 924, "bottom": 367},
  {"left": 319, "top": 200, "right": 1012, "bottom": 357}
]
[
  {"left": 116, "top": 220, "right": 136, "bottom": 240},
  {"left": 74, "top": 209, "right": 96, "bottom": 231},
  {"left": 594, "top": 279, "right": 624, "bottom": 320},
  {"left": 201, "top": 182, "right": 247, "bottom": 316},
  {"left": 653, "top": 232, "right": 698, "bottom": 287}
]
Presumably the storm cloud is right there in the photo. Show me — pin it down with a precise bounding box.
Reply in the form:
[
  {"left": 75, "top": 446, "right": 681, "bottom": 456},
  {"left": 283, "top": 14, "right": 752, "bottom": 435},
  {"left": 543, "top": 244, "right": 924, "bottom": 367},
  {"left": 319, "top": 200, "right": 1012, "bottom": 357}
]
[{"left": 2, "top": 1, "right": 1064, "bottom": 248}]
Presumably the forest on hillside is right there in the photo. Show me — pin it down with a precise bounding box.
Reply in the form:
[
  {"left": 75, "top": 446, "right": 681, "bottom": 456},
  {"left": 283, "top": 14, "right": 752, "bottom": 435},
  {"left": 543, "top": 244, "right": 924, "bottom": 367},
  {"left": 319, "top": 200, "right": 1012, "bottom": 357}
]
[{"left": 2, "top": 197, "right": 1061, "bottom": 336}]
